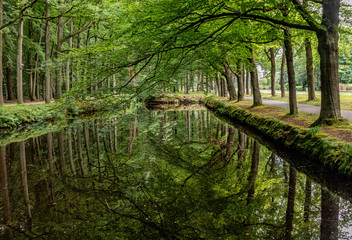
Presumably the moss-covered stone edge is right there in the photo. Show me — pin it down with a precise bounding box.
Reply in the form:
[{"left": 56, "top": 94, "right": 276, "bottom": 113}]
[{"left": 203, "top": 96, "right": 352, "bottom": 176}]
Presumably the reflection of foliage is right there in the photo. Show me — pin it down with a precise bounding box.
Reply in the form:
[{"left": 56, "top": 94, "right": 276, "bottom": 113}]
[{"left": 5, "top": 109, "right": 350, "bottom": 239}]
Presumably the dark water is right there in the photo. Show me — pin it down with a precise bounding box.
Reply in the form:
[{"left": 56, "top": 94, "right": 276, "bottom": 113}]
[{"left": 0, "top": 108, "right": 352, "bottom": 239}]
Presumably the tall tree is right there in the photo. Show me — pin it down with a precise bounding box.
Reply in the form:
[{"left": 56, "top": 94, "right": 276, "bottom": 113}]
[
  {"left": 17, "top": 16, "right": 24, "bottom": 104},
  {"left": 45, "top": 0, "right": 51, "bottom": 103},
  {"left": 248, "top": 48, "right": 262, "bottom": 106},
  {"left": 305, "top": 38, "right": 316, "bottom": 101},
  {"left": 0, "top": 0, "right": 3, "bottom": 105}
]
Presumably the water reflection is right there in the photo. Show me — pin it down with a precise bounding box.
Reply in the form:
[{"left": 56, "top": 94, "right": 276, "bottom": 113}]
[{"left": 0, "top": 109, "right": 351, "bottom": 239}]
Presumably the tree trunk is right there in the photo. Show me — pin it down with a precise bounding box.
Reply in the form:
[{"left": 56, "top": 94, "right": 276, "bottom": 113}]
[
  {"left": 320, "top": 189, "right": 339, "bottom": 240},
  {"left": 20, "top": 141, "right": 33, "bottom": 229},
  {"left": 67, "top": 131, "right": 76, "bottom": 175},
  {"left": 247, "top": 140, "right": 260, "bottom": 204},
  {"left": 280, "top": 49, "right": 286, "bottom": 98},
  {"left": 56, "top": 1, "right": 64, "bottom": 99},
  {"left": 0, "top": 146, "right": 13, "bottom": 239},
  {"left": 17, "top": 17, "right": 24, "bottom": 104},
  {"left": 303, "top": 177, "right": 312, "bottom": 222},
  {"left": 315, "top": 0, "right": 341, "bottom": 123},
  {"left": 45, "top": 0, "right": 51, "bottom": 103},
  {"left": 0, "top": 0, "right": 3, "bottom": 105},
  {"left": 222, "top": 62, "right": 236, "bottom": 100},
  {"left": 83, "top": 124, "right": 91, "bottom": 172},
  {"left": 184, "top": 72, "right": 188, "bottom": 94},
  {"left": 248, "top": 48, "right": 262, "bottom": 106},
  {"left": 47, "top": 133, "right": 56, "bottom": 203},
  {"left": 269, "top": 48, "right": 276, "bottom": 96},
  {"left": 66, "top": 22, "right": 74, "bottom": 92},
  {"left": 6, "top": 67, "right": 15, "bottom": 100},
  {"left": 224, "top": 127, "right": 235, "bottom": 163},
  {"left": 284, "top": 28, "right": 298, "bottom": 115},
  {"left": 305, "top": 39, "right": 316, "bottom": 101},
  {"left": 285, "top": 166, "right": 297, "bottom": 239},
  {"left": 246, "top": 70, "right": 250, "bottom": 95},
  {"left": 237, "top": 63, "right": 245, "bottom": 101}
]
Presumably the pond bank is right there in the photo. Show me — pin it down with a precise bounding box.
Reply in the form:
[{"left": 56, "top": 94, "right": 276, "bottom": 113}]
[
  {"left": 202, "top": 96, "right": 352, "bottom": 197},
  {"left": 146, "top": 94, "right": 352, "bottom": 197}
]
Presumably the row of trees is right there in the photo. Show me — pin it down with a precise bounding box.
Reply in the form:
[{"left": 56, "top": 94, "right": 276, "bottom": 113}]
[{"left": 0, "top": 0, "right": 351, "bottom": 126}]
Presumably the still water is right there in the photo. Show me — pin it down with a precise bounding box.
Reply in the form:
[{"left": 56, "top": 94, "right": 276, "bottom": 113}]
[{"left": 0, "top": 108, "right": 352, "bottom": 239}]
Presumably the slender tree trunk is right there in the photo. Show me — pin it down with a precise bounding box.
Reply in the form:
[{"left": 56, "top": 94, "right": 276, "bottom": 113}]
[
  {"left": 0, "top": 0, "right": 3, "bottom": 105},
  {"left": 248, "top": 48, "right": 262, "bottom": 106},
  {"left": 0, "top": 146, "right": 13, "bottom": 239},
  {"left": 66, "top": 22, "right": 74, "bottom": 92},
  {"left": 280, "top": 50, "right": 286, "bottom": 98},
  {"left": 237, "top": 63, "right": 245, "bottom": 101},
  {"left": 303, "top": 177, "right": 312, "bottom": 222},
  {"left": 20, "top": 141, "right": 33, "bottom": 229},
  {"left": 67, "top": 131, "right": 76, "bottom": 175},
  {"left": 269, "top": 48, "right": 276, "bottom": 96},
  {"left": 315, "top": 0, "right": 341, "bottom": 123},
  {"left": 222, "top": 62, "right": 236, "bottom": 100},
  {"left": 17, "top": 17, "right": 24, "bottom": 104},
  {"left": 83, "top": 124, "right": 91, "bottom": 172},
  {"left": 45, "top": 0, "right": 51, "bottom": 103},
  {"left": 224, "top": 127, "right": 235, "bottom": 163},
  {"left": 76, "top": 126, "right": 85, "bottom": 176},
  {"left": 246, "top": 70, "right": 250, "bottom": 95},
  {"left": 284, "top": 29, "right": 298, "bottom": 115},
  {"left": 285, "top": 166, "right": 297, "bottom": 239},
  {"left": 56, "top": 2, "right": 64, "bottom": 99},
  {"left": 305, "top": 38, "right": 316, "bottom": 101},
  {"left": 237, "top": 131, "right": 245, "bottom": 168},
  {"left": 320, "top": 189, "right": 339, "bottom": 240},
  {"left": 247, "top": 140, "right": 260, "bottom": 204},
  {"left": 47, "top": 133, "right": 56, "bottom": 204},
  {"left": 6, "top": 67, "right": 15, "bottom": 100}
]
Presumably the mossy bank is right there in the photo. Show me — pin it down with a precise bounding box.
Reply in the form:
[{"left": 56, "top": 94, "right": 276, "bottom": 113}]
[
  {"left": 0, "top": 96, "right": 128, "bottom": 130},
  {"left": 203, "top": 96, "right": 352, "bottom": 198}
]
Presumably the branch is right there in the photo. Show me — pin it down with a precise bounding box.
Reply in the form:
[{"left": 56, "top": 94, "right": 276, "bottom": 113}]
[
  {"left": 290, "top": 0, "right": 324, "bottom": 32},
  {"left": 60, "top": 21, "right": 93, "bottom": 44},
  {"left": 0, "top": 0, "right": 39, "bottom": 30}
]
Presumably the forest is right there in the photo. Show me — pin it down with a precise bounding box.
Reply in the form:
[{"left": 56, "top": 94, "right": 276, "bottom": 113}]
[{"left": 1, "top": 0, "right": 352, "bottom": 239}]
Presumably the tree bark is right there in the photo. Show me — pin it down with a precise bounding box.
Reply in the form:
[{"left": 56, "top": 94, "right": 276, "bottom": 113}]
[
  {"left": 56, "top": 1, "right": 64, "bottom": 99},
  {"left": 303, "top": 177, "right": 312, "bottom": 222},
  {"left": 247, "top": 140, "right": 260, "bottom": 204},
  {"left": 20, "top": 141, "right": 33, "bottom": 229},
  {"left": 17, "top": 17, "right": 24, "bottom": 104},
  {"left": 315, "top": 0, "right": 341, "bottom": 122},
  {"left": 268, "top": 48, "right": 276, "bottom": 96},
  {"left": 0, "top": 146, "right": 13, "bottom": 239},
  {"left": 280, "top": 49, "right": 286, "bottom": 98},
  {"left": 285, "top": 166, "right": 297, "bottom": 240},
  {"left": 248, "top": 48, "right": 262, "bottom": 106},
  {"left": 47, "top": 133, "right": 56, "bottom": 203},
  {"left": 45, "top": 0, "right": 51, "bottom": 103},
  {"left": 222, "top": 62, "right": 236, "bottom": 100},
  {"left": 0, "top": 0, "right": 3, "bottom": 105},
  {"left": 320, "top": 189, "right": 339, "bottom": 240},
  {"left": 237, "top": 63, "right": 245, "bottom": 101},
  {"left": 246, "top": 70, "right": 250, "bottom": 95},
  {"left": 305, "top": 38, "right": 316, "bottom": 101},
  {"left": 65, "top": 22, "right": 74, "bottom": 92},
  {"left": 284, "top": 28, "right": 298, "bottom": 115},
  {"left": 67, "top": 131, "right": 76, "bottom": 175}
]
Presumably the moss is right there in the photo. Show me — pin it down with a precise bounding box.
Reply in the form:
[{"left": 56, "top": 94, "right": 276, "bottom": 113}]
[{"left": 202, "top": 96, "right": 352, "bottom": 177}]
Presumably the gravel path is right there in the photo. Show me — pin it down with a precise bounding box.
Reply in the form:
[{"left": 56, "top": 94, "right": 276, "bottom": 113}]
[{"left": 245, "top": 96, "right": 352, "bottom": 121}]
